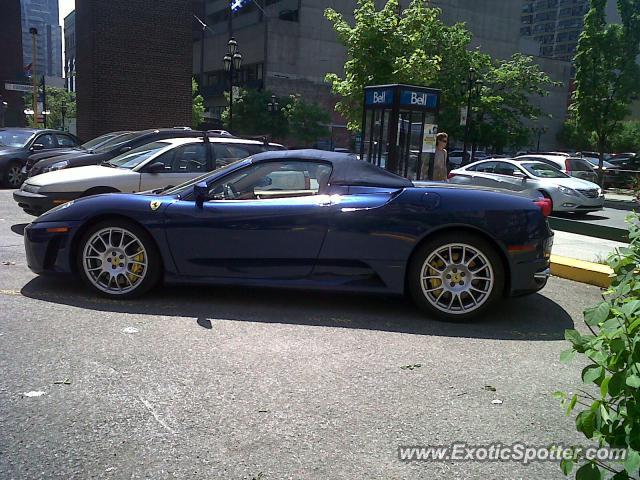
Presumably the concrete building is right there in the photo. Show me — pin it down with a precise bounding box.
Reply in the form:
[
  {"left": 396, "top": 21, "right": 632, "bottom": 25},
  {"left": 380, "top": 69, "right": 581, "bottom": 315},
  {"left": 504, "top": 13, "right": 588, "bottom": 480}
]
[
  {"left": 0, "top": 0, "right": 26, "bottom": 126},
  {"left": 20, "top": 0, "right": 63, "bottom": 80},
  {"left": 76, "top": 0, "right": 192, "bottom": 140},
  {"left": 193, "top": 0, "right": 572, "bottom": 150},
  {"left": 64, "top": 10, "right": 75, "bottom": 93}
]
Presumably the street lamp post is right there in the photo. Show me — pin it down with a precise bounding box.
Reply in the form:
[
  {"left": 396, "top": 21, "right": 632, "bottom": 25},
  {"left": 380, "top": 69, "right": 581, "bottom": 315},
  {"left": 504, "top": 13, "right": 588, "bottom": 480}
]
[
  {"left": 460, "top": 68, "right": 483, "bottom": 165},
  {"left": 223, "top": 37, "right": 242, "bottom": 132},
  {"left": 531, "top": 126, "right": 547, "bottom": 152},
  {"left": 29, "top": 27, "right": 38, "bottom": 126},
  {"left": 61, "top": 100, "right": 67, "bottom": 131}
]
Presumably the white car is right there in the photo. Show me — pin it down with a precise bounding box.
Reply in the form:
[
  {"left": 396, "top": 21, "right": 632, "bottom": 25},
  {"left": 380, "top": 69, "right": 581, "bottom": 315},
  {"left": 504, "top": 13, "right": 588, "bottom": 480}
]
[
  {"left": 449, "top": 158, "right": 605, "bottom": 213},
  {"left": 513, "top": 154, "right": 598, "bottom": 184},
  {"left": 14, "top": 137, "right": 282, "bottom": 216}
]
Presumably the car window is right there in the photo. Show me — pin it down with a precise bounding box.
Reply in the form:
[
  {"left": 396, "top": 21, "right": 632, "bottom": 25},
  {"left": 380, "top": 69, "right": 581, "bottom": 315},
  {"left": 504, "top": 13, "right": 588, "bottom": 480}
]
[
  {"left": 567, "top": 159, "right": 593, "bottom": 172},
  {"left": 108, "top": 141, "right": 172, "bottom": 169},
  {"left": 35, "top": 134, "right": 55, "bottom": 148},
  {"left": 209, "top": 161, "right": 332, "bottom": 201},
  {"left": 55, "top": 134, "right": 77, "bottom": 147},
  {"left": 468, "top": 161, "right": 497, "bottom": 173},
  {"left": 493, "top": 162, "right": 518, "bottom": 176},
  {"left": 0, "top": 130, "right": 34, "bottom": 147},
  {"left": 521, "top": 162, "right": 568, "bottom": 178},
  {"left": 154, "top": 143, "right": 207, "bottom": 173},
  {"left": 211, "top": 143, "right": 263, "bottom": 168},
  {"left": 93, "top": 132, "right": 143, "bottom": 153}
]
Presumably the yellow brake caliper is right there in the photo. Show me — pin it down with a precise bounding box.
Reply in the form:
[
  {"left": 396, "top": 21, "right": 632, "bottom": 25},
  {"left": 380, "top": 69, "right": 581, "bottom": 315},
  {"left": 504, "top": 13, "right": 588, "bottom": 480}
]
[{"left": 127, "top": 251, "right": 145, "bottom": 284}]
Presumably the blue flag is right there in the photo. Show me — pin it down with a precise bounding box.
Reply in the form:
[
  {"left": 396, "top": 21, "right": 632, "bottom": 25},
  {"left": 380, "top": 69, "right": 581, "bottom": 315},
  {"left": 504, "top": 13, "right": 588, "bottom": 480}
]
[{"left": 230, "top": 0, "right": 250, "bottom": 13}]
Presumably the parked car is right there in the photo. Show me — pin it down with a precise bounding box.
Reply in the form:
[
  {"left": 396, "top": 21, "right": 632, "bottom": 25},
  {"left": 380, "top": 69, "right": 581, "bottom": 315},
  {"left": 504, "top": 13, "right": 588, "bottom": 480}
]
[
  {"left": 447, "top": 150, "right": 487, "bottom": 168},
  {"left": 0, "top": 128, "right": 81, "bottom": 187},
  {"left": 27, "top": 128, "right": 210, "bottom": 178},
  {"left": 608, "top": 153, "right": 640, "bottom": 174},
  {"left": 24, "top": 131, "right": 133, "bottom": 175},
  {"left": 23, "top": 149, "right": 552, "bottom": 321},
  {"left": 15, "top": 136, "right": 284, "bottom": 216},
  {"left": 513, "top": 154, "right": 598, "bottom": 184},
  {"left": 449, "top": 158, "right": 604, "bottom": 213},
  {"left": 579, "top": 156, "right": 628, "bottom": 187}
]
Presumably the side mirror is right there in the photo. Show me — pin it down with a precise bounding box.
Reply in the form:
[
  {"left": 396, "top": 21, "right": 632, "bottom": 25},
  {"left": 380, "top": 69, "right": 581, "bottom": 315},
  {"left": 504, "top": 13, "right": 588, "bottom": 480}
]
[
  {"left": 513, "top": 171, "right": 526, "bottom": 180},
  {"left": 194, "top": 181, "right": 209, "bottom": 208},
  {"left": 31, "top": 143, "right": 44, "bottom": 151},
  {"left": 146, "top": 162, "right": 165, "bottom": 173}
]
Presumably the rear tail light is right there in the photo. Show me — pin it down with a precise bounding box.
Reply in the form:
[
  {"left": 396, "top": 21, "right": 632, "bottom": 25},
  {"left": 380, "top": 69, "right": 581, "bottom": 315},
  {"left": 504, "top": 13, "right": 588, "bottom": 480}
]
[
  {"left": 564, "top": 158, "right": 571, "bottom": 173},
  {"left": 534, "top": 198, "right": 552, "bottom": 217},
  {"left": 447, "top": 172, "right": 457, "bottom": 179}
]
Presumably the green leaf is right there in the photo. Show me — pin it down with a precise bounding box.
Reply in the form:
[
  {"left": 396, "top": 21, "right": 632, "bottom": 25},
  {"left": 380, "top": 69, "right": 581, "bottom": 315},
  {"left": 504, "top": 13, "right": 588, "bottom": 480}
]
[
  {"left": 560, "top": 457, "right": 574, "bottom": 475},
  {"left": 566, "top": 394, "right": 578, "bottom": 415},
  {"left": 626, "top": 375, "right": 640, "bottom": 388},
  {"left": 600, "top": 376, "right": 610, "bottom": 397},
  {"left": 575, "top": 462, "right": 601, "bottom": 480},
  {"left": 576, "top": 410, "right": 597, "bottom": 439},
  {"left": 629, "top": 317, "right": 640, "bottom": 334},
  {"left": 585, "top": 302, "right": 611, "bottom": 326},
  {"left": 610, "top": 338, "right": 626, "bottom": 354},
  {"left": 621, "top": 300, "right": 640, "bottom": 318},
  {"left": 582, "top": 365, "right": 605, "bottom": 384},
  {"left": 624, "top": 449, "right": 640, "bottom": 475},
  {"left": 560, "top": 348, "right": 577, "bottom": 364},
  {"left": 609, "top": 372, "right": 627, "bottom": 397},
  {"left": 566, "top": 329, "right": 584, "bottom": 346},
  {"left": 553, "top": 390, "right": 568, "bottom": 400}
]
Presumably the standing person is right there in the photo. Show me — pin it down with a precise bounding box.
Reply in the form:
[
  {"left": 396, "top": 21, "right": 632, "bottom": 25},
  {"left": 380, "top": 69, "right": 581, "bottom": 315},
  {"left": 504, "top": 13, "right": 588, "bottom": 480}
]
[{"left": 432, "top": 132, "right": 448, "bottom": 181}]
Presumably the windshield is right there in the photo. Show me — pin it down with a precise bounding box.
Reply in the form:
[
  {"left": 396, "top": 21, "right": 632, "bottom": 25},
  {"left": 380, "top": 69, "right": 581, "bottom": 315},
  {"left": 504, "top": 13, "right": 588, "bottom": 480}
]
[
  {"left": 92, "top": 131, "right": 143, "bottom": 153},
  {"left": 107, "top": 141, "right": 171, "bottom": 169},
  {"left": 522, "top": 162, "right": 568, "bottom": 178},
  {"left": 82, "top": 132, "right": 125, "bottom": 150},
  {"left": 0, "top": 130, "right": 33, "bottom": 148},
  {"left": 161, "top": 156, "right": 252, "bottom": 195},
  {"left": 583, "top": 157, "right": 615, "bottom": 168}
]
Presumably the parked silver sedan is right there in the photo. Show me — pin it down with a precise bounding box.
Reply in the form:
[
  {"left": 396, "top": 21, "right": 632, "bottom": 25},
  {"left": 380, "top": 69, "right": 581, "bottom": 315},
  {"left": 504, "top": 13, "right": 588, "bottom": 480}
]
[{"left": 448, "top": 159, "right": 604, "bottom": 213}]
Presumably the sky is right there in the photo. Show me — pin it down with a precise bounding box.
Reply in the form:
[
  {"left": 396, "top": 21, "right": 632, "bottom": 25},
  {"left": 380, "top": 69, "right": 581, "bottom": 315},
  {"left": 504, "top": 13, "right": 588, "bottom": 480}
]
[{"left": 58, "top": 0, "right": 74, "bottom": 25}]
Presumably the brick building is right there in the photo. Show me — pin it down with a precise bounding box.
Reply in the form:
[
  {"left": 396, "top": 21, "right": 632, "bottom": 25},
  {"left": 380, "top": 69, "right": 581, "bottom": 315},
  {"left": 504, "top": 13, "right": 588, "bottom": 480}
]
[
  {"left": 76, "top": 0, "right": 193, "bottom": 140},
  {"left": 0, "top": 0, "right": 26, "bottom": 127}
]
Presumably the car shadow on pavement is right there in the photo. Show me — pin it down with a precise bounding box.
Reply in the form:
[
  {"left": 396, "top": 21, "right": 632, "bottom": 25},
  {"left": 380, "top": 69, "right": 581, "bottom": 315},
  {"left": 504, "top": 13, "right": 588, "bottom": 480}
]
[{"left": 20, "top": 276, "right": 574, "bottom": 341}]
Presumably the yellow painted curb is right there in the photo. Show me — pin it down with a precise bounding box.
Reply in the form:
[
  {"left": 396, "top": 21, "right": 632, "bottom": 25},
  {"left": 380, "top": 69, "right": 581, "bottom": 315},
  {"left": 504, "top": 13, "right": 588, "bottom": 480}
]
[{"left": 550, "top": 255, "right": 613, "bottom": 288}]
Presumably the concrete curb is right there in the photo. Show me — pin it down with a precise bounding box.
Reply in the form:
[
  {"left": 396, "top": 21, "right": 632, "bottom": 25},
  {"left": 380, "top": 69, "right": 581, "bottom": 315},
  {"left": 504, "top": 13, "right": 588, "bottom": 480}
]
[{"left": 550, "top": 254, "right": 613, "bottom": 288}]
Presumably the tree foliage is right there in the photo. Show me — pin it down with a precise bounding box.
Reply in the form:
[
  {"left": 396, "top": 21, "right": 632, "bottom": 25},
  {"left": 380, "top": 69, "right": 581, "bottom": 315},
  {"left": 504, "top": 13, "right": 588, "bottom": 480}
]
[
  {"left": 24, "top": 86, "right": 75, "bottom": 130},
  {"left": 282, "top": 94, "right": 330, "bottom": 146},
  {"left": 192, "top": 78, "right": 205, "bottom": 129},
  {"left": 324, "top": 0, "right": 556, "bottom": 152},
  {"left": 573, "top": 0, "right": 640, "bottom": 179},
  {"left": 557, "top": 213, "right": 640, "bottom": 479}
]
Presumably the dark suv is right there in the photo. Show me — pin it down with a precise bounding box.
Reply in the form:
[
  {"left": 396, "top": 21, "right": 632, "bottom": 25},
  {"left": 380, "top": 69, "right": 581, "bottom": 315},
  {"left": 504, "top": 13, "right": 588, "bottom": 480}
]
[
  {"left": 0, "top": 128, "right": 81, "bottom": 187},
  {"left": 27, "top": 128, "right": 207, "bottom": 178}
]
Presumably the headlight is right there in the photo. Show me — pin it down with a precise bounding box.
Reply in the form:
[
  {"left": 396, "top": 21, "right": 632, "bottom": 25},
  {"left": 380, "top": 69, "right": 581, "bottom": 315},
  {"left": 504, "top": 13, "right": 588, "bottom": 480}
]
[
  {"left": 43, "top": 160, "right": 69, "bottom": 172},
  {"left": 21, "top": 183, "right": 40, "bottom": 194},
  {"left": 558, "top": 185, "right": 579, "bottom": 196},
  {"left": 597, "top": 187, "right": 602, "bottom": 196}
]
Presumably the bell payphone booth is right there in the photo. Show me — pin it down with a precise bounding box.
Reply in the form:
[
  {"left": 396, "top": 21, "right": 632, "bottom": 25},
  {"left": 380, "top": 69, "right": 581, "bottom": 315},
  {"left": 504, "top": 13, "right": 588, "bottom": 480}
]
[{"left": 360, "top": 84, "right": 441, "bottom": 180}]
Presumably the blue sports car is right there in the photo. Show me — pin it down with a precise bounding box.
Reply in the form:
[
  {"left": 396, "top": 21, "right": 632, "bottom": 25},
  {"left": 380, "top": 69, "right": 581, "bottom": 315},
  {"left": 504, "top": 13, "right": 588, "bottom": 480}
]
[{"left": 23, "top": 150, "right": 553, "bottom": 321}]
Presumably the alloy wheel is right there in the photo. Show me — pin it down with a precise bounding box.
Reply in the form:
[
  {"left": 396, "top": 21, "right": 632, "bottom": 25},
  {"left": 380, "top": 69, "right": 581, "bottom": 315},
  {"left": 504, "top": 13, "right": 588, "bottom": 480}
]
[
  {"left": 420, "top": 242, "right": 494, "bottom": 315},
  {"left": 82, "top": 227, "right": 148, "bottom": 295},
  {"left": 7, "top": 165, "right": 23, "bottom": 188}
]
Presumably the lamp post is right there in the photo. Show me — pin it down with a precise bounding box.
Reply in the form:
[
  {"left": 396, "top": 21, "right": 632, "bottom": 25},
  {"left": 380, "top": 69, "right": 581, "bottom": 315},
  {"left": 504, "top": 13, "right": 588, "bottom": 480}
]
[
  {"left": 223, "top": 37, "right": 242, "bottom": 132},
  {"left": 29, "top": 27, "right": 38, "bottom": 126},
  {"left": 61, "top": 100, "right": 67, "bottom": 131},
  {"left": 460, "top": 68, "right": 483, "bottom": 165},
  {"left": 531, "top": 126, "right": 547, "bottom": 152}
]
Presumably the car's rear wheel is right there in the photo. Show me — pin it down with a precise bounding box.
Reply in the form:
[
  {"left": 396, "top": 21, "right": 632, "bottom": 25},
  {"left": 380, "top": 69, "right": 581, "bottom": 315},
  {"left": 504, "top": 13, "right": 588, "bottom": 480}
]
[
  {"left": 408, "top": 233, "right": 505, "bottom": 322},
  {"left": 77, "top": 220, "right": 160, "bottom": 298},
  {"left": 3, "top": 161, "right": 23, "bottom": 188}
]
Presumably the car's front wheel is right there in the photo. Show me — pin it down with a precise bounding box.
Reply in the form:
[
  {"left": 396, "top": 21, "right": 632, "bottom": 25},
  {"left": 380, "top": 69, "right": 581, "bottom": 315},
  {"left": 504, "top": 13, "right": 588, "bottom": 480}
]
[
  {"left": 408, "top": 233, "right": 505, "bottom": 321},
  {"left": 3, "top": 161, "right": 23, "bottom": 188},
  {"left": 77, "top": 220, "right": 161, "bottom": 298}
]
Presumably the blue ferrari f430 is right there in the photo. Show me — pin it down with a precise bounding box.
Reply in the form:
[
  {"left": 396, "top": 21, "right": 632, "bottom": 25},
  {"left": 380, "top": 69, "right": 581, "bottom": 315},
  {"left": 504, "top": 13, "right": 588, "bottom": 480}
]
[{"left": 23, "top": 150, "right": 553, "bottom": 321}]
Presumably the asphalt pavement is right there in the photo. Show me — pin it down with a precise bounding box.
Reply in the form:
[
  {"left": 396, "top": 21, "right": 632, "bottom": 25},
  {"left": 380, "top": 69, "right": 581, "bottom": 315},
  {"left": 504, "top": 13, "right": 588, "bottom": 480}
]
[{"left": 0, "top": 190, "right": 607, "bottom": 479}]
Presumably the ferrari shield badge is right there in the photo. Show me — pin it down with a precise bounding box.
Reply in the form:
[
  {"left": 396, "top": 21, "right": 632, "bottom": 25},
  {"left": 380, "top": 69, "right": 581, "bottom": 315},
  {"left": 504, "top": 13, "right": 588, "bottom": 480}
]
[{"left": 150, "top": 200, "right": 162, "bottom": 211}]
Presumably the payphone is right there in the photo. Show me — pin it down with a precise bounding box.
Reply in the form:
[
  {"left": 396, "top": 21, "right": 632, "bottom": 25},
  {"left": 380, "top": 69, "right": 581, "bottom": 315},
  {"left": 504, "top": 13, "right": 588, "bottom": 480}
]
[{"left": 360, "top": 84, "right": 441, "bottom": 180}]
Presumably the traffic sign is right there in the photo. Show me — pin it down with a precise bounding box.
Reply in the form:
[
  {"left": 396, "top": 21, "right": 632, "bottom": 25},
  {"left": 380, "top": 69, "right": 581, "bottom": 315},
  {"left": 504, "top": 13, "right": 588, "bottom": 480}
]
[{"left": 4, "top": 82, "right": 32, "bottom": 93}]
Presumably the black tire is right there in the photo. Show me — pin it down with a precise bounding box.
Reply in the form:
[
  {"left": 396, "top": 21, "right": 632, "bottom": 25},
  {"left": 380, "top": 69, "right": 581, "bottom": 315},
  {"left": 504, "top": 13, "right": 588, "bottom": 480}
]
[
  {"left": 3, "top": 161, "right": 24, "bottom": 188},
  {"left": 76, "top": 219, "right": 161, "bottom": 298},
  {"left": 407, "top": 232, "right": 505, "bottom": 322}
]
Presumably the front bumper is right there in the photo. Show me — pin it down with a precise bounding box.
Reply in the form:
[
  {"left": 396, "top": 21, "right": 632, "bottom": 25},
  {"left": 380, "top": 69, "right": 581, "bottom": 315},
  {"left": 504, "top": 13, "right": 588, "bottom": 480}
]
[
  {"left": 24, "top": 221, "right": 81, "bottom": 274},
  {"left": 551, "top": 192, "right": 605, "bottom": 212},
  {"left": 13, "top": 190, "right": 80, "bottom": 216}
]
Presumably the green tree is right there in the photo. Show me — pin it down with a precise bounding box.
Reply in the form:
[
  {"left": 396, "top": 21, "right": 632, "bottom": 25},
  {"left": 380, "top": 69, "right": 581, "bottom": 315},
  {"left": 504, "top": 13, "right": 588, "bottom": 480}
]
[
  {"left": 192, "top": 78, "right": 205, "bottom": 128},
  {"left": 573, "top": 0, "right": 640, "bottom": 183},
  {"left": 282, "top": 94, "right": 330, "bottom": 146},
  {"left": 325, "top": 0, "right": 555, "bottom": 152},
  {"left": 221, "top": 89, "right": 288, "bottom": 138},
  {"left": 24, "top": 86, "right": 75, "bottom": 129},
  {"left": 610, "top": 121, "right": 640, "bottom": 153}
]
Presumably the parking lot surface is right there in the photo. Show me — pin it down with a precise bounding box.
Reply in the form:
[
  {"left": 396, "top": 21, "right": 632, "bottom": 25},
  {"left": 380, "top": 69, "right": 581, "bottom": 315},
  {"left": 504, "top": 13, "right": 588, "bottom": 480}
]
[{"left": 0, "top": 190, "right": 603, "bottom": 479}]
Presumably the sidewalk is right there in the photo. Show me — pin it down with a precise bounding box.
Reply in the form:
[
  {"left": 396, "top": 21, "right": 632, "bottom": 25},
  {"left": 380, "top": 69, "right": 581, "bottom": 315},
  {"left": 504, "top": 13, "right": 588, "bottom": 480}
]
[
  {"left": 549, "top": 230, "right": 625, "bottom": 288},
  {"left": 604, "top": 189, "right": 638, "bottom": 211}
]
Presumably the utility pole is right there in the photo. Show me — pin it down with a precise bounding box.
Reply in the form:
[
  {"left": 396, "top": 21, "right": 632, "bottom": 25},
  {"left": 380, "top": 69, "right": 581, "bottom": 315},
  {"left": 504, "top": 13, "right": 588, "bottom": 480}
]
[
  {"left": 29, "top": 27, "right": 38, "bottom": 127},
  {"left": 42, "top": 75, "right": 47, "bottom": 128}
]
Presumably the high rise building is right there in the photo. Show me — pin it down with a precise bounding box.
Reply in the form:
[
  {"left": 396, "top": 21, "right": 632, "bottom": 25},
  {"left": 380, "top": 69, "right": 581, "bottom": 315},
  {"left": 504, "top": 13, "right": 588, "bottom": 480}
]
[
  {"left": 0, "top": 0, "right": 26, "bottom": 126},
  {"left": 64, "top": 10, "right": 75, "bottom": 92},
  {"left": 20, "top": 0, "right": 63, "bottom": 79}
]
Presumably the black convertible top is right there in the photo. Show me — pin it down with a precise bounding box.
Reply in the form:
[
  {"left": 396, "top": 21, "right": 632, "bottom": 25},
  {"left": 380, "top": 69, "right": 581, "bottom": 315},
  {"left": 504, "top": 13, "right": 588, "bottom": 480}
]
[{"left": 250, "top": 149, "right": 413, "bottom": 188}]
